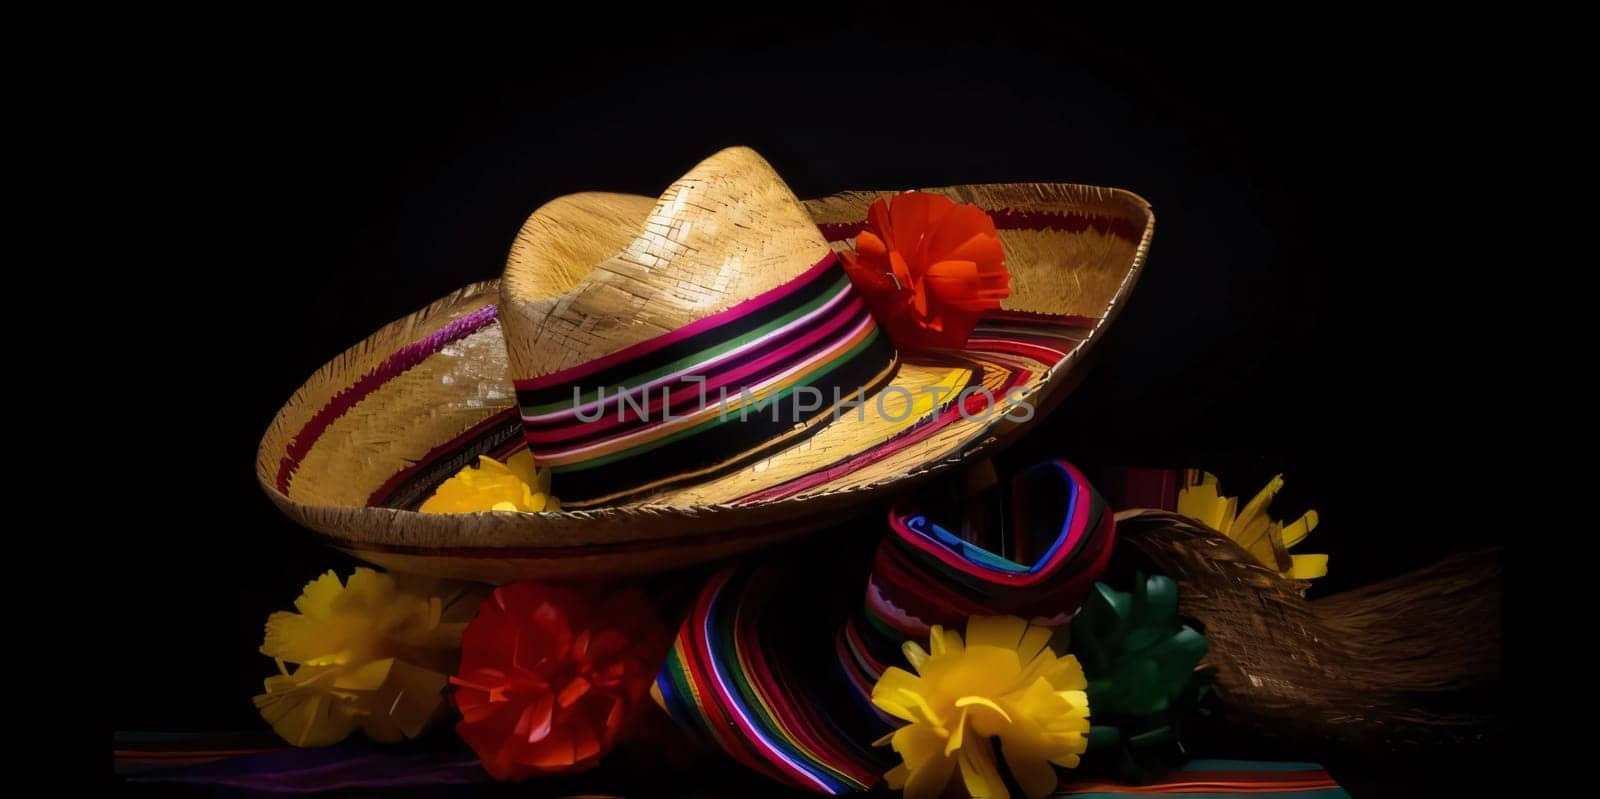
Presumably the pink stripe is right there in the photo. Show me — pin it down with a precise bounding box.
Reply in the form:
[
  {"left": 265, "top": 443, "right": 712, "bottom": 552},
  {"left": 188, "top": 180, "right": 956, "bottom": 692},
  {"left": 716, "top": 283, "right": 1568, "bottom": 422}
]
[
  {"left": 843, "top": 617, "right": 886, "bottom": 677},
  {"left": 979, "top": 309, "right": 1100, "bottom": 328},
  {"left": 514, "top": 253, "right": 839, "bottom": 392},
  {"left": 891, "top": 459, "right": 1093, "bottom": 587},
  {"left": 737, "top": 611, "right": 879, "bottom": 788},
  {"left": 525, "top": 297, "right": 868, "bottom": 444},
  {"left": 960, "top": 350, "right": 1047, "bottom": 377},
  {"left": 693, "top": 576, "right": 831, "bottom": 792},
  {"left": 817, "top": 209, "right": 1145, "bottom": 244},
  {"left": 965, "top": 338, "right": 1072, "bottom": 365},
  {"left": 535, "top": 313, "right": 876, "bottom": 461},
  {"left": 275, "top": 304, "right": 499, "bottom": 493},
  {"left": 522, "top": 281, "right": 859, "bottom": 425}
]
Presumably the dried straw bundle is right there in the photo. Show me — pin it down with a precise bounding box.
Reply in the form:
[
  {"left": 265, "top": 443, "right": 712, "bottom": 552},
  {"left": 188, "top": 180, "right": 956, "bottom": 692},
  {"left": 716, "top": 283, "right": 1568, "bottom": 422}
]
[{"left": 1113, "top": 510, "right": 1502, "bottom": 752}]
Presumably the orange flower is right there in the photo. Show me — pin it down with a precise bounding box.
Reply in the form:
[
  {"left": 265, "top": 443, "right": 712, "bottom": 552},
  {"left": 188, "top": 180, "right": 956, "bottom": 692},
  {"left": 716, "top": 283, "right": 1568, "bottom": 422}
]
[{"left": 842, "top": 192, "right": 1011, "bottom": 351}]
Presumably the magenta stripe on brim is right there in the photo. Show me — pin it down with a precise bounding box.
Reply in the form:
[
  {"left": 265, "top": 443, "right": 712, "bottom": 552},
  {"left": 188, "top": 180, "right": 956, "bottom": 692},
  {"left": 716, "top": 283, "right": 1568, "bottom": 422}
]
[
  {"left": 275, "top": 304, "right": 500, "bottom": 494},
  {"left": 817, "top": 209, "right": 1145, "bottom": 244}
]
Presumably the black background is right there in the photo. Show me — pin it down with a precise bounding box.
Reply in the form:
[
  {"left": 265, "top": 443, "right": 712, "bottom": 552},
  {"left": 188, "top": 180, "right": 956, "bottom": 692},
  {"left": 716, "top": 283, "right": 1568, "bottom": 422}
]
[{"left": 108, "top": 16, "right": 1504, "bottom": 795}]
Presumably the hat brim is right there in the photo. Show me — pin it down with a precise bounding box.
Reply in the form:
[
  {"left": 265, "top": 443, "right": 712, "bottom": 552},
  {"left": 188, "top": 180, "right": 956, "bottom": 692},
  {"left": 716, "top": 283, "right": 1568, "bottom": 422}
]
[{"left": 256, "top": 183, "right": 1152, "bottom": 581}]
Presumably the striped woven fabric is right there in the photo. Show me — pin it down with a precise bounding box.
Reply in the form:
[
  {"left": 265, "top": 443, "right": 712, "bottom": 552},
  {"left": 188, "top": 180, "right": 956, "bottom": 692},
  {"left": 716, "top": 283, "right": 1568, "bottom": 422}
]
[
  {"left": 114, "top": 733, "right": 488, "bottom": 791},
  {"left": 115, "top": 731, "right": 288, "bottom": 772},
  {"left": 1055, "top": 760, "right": 1348, "bottom": 797},
  {"left": 653, "top": 563, "right": 884, "bottom": 793},
  {"left": 834, "top": 459, "right": 1116, "bottom": 740},
  {"left": 512, "top": 252, "right": 897, "bottom": 507},
  {"left": 654, "top": 459, "right": 1116, "bottom": 794},
  {"left": 115, "top": 733, "right": 1345, "bottom": 796},
  {"left": 1092, "top": 466, "right": 1184, "bottom": 514},
  {"left": 359, "top": 306, "right": 1097, "bottom": 513},
  {"left": 726, "top": 311, "right": 1093, "bottom": 507},
  {"left": 357, "top": 218, "right": 1100, "bottom": 514}
]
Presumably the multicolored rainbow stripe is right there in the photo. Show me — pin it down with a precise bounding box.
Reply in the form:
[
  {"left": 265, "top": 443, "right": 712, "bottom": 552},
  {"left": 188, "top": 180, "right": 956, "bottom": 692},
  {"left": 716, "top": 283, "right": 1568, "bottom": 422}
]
[
  {"left": 513, "top": 252, "right": 898, "bottom": 507},
  {"left": 654, "top": 459, "right": 1116, "bottom": 794},
  {"left": 835, "top": 459, "right": 1116, "bottom": 739},
  {"left": 348, "top": 209, "right": 1107, "bottom": 516},
  {"left": 113, "top": 734, "right": 1346, "bottom": 795},
  {"left": 1055, "top": 760, "right": 1349, "bottom": 797},
  {"left": 653, "top": 563, "right": 885, "bottom": 793},
  {"left": 359, "top": 305, "right": 1099, "bottom": 515}
]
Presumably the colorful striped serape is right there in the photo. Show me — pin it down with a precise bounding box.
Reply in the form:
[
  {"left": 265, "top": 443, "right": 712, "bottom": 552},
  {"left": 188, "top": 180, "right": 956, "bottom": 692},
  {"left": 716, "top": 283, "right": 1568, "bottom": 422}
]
[
  {"left": 115, "top": 732, "right": 1345, "bottom": 796},
  {"left": 654, "top": 459, "right": 1116, "bottom": 794},
  {"left": 1056, "top": 760, "right": 1348, "bottom": 797}
]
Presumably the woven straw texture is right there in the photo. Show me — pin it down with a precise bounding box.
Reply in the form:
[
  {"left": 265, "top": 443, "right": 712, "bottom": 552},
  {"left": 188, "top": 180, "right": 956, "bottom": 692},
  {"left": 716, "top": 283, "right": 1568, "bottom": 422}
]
[
  {"left": 258, "top": 154, "right": 1153, "bottom": 581},
  {"left": 502, "top": 150, "right": 830, "bottom": 378}
]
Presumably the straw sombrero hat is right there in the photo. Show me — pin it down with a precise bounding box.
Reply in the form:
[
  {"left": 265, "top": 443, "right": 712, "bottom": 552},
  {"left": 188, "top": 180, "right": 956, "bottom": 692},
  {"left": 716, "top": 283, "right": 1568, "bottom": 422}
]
[{"left": 258, "top": 147, "right": 1153, "bottom": 581}]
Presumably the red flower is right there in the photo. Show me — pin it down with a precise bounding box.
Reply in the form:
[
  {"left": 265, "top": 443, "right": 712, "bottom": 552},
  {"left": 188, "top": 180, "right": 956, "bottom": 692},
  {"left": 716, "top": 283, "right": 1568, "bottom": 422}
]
[
  {"left": 841, "top": 192, "right": 1011, "bottom": 351},
  {"left": 450, "top": 582, "right": 668, "bottom": 781}
]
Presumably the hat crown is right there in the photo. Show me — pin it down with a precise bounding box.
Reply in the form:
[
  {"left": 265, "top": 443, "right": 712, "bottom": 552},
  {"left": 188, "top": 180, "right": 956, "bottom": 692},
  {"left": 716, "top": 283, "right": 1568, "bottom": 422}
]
[
  {"left": 500, "top": 147, "right": 902, "bottom": 509},
  {"left": 501, "top": 147, "right": 832, "bottom": 380}
]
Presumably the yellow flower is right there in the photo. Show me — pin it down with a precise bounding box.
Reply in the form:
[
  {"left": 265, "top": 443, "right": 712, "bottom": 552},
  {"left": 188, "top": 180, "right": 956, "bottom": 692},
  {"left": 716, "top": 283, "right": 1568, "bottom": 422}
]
[
  {"left": 1177, "top": 471, "right": 1327, "bottom": 579},
  {"left": 871, "top": 616, "right": 1091, "bottom": 799},
  {"left": 253, "top": 568, "right": 483, "bottom": 747},
  {"left": 419, "top": 450, "right": 558, "bottom": 513}
]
